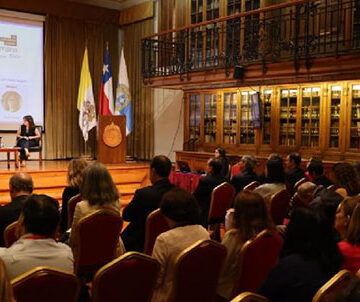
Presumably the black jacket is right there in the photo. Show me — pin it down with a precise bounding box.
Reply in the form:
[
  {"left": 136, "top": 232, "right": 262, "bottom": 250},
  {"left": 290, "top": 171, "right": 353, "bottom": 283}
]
[
  {"left": 286, "top": 167, "right": 306, "bottom": 193},
  {"left": 121, "top": 178, "right": 174, "bottom": 252},
  {"left": 231, "top": 170, "right": 258, "bottom": 194},
  {"left": 312, "top": 175, "right": 333, "bottom": 188}
]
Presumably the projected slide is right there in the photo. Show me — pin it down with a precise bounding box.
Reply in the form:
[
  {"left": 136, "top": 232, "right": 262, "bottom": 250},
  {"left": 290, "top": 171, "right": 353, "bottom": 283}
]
[{"left": 0, "top": 18, "right": 44, "bottom": 131}]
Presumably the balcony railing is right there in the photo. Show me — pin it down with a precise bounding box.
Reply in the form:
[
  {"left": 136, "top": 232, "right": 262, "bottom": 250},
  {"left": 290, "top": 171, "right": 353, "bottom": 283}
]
[{"left": 142, "top": 0, "right": 360, "bottom": 83}]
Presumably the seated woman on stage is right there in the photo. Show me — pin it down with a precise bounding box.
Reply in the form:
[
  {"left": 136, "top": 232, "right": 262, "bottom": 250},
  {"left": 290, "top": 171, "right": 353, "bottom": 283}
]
[{"left": 16, "top": 115, "right": 40, "bottom": 167}]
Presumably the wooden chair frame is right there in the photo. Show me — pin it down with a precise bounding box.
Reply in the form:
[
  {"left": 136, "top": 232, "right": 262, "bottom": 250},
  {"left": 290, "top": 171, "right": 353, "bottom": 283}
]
[
  {"left": 231, "top": 292, "right": 270, "bottom": 302},
  {"left": 67, "top": 194, "right": 82, "bottom": 229},
  {"left": 4, "top": 221, "right": 19, "bottom": 248}
]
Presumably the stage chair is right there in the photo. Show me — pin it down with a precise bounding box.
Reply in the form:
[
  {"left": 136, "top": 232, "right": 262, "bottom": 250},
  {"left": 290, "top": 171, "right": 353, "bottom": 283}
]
[
  {"left": 231, "top": 292, "right": 270, "bottom": 302},
  {"left": 294, "top": 177, "right": 308, "bottom": 192},
  {"left": 243, "top": 181, "right": 261, "bottom": 192},
  {"left": 208, "top": 182, "right": 236, "bottom": 240},
  {"left": 4, "top": 221, "right": 20, "bottom": 248},
  {"left": 313, "top": 270, "right": 355, "bottom": 302},
  {"left": 67, "top": 194, "right": 82, "bottom": 229},
  {"left": 11, "top": 266, "right": 80, "bottom": 302},
  {"left": 143, "top": 209, "right": 169, "bottom": 255},
  {"left": 172, "top": 239, "right": 226, "bottom": 302},
  {"left": 92, "top": 252, "right": 160, "bottom": 302},
  {"left": 232, "top": 230, "right": 283, "bottom": 297},
  {"left": 73, "top": 210, "right": 123, "bottom": 278},
  {"left": 269, "top": 189, "right": 291, "bottom": 225}
]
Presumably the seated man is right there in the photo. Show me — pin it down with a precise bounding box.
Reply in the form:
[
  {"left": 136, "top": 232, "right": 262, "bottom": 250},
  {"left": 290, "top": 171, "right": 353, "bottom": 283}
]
[
  {"left": 231, "top": 155, "right": 258, "bottom": 194},
  {"left": 0, "top": 173, "right": 33, "bottom": 247},
  {"left": 307, "top": 158, "right": 333, "bottom": 188},
  {"left": 0, "top": 194, "right": 73, "bottom": 279},
  {"left": 122, "top": 155, "right": 174, "bottom": 252},
  {"left": 285, "top": 152, "right": 306, "bottom": 193},
  {"left": 193, "top": 158, "right": 227, "bottom": 226}
]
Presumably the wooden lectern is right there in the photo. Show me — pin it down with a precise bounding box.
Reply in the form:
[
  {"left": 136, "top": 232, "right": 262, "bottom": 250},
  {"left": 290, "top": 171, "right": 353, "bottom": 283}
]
[{"left": 98, "top": 115, "right": 126, "bottom": 164}]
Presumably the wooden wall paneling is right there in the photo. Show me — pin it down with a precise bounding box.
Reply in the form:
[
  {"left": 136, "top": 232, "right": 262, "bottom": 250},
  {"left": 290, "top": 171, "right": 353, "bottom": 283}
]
[
  {"left": 200, "top": 93, "right": 205, "bottom": 143},
  {"left": 217, "top": 90, "right": 224, "bottom": 145},
  {"left": 184, "top": 94, "right": 190, "bottom": 144},
  {"left": 119, "top": 1, "right": 153, "bottom": 26},
  {"left": 175, "top": 0, "right": 187, "bottom": 28}
]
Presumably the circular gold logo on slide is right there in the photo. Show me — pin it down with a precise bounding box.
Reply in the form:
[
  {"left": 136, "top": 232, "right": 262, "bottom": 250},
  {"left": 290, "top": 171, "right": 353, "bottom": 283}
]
[
  {"left": 1, "top": 91, "right": 21, "bottom": 112},
  {"left": 103, "top": 122, "right": 122, "bottom": 148}
]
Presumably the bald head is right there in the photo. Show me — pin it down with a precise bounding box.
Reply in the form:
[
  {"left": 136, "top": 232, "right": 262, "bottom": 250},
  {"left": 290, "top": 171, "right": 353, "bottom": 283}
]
[
  {"left": 9, "top": 173, "right": 33, "bottom": 199},
  {"left": 297, "top": 182, "right": 317, "bottom": 204}
]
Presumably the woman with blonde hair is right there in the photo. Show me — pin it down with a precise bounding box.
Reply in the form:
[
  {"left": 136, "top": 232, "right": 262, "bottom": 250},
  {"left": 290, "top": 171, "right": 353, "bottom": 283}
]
[{"left": 60, "top": 158, "right": 88, "bottom": 233}]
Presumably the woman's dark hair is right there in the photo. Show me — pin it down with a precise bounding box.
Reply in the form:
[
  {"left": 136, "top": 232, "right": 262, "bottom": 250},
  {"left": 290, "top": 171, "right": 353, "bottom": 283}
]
[
  {"left": 233, "top": 191, "right": 275, "bottom": 242},
  {"left": 160, "top": 187, "right": 201, "bottom": 225},
  {"left": 333, "top": 163, "right": 360, "bottom": 196},
  {"left": 209, "top": 158, "right": 223, "bottom": 176},
  {"left": 216, "top": 147, "right": 226, "bottom": 158},
  {"left": 266, "top": 158, "right": 285, "bottom": 183},
  {"left": 23, "top": 115, "right": 35, "bottom": 131},
  {"left": 81, "top": 162, "right": 120, "bottom": 206},
  {"left": 282, "top": 207, "right": 342, "bottom": 274},
  {"left": 346, "top": 198, "right": 360, "bottom": 245}
]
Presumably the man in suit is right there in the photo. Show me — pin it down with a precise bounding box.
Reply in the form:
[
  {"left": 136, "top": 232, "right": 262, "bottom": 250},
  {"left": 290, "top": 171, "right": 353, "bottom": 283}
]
[
  {"left": 122, "top": 155, "right": 174, "bottom": 252},
  {"left": 285, "top": 152, "right": 306, "bottom": 193},
  {"left": 193, "top": 158, "right": 227, "bottom": 226},
  {"left": 0, "top": 173, "right": 33, "bottom": 247},
  {"left": 231, "top": 155, "right": 258, "bottom": 194}
]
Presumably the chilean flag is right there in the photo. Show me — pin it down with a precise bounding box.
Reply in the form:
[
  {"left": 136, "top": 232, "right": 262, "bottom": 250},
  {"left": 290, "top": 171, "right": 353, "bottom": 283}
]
[{"left": 99, "top": 46, "right": 114, "bottom": 115}]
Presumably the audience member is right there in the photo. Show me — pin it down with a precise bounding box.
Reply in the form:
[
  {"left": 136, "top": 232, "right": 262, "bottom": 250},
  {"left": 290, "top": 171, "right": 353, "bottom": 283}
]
[
  {"left": 0, "top": 194, "right": 73, "bottom": 280},
  {"left": 285, "top": 152, "right": 306, "bottom": 193},
  {"left": 60, "top": 158, "right": 88, "bottom": 233},
  {"left": 230, "top": 155, "right": 258, "bottom": 194},
  {"left": 152, "top": 187, "right": 210, "bottom": 302},
  {"left": 334, "top": 196, "right": 358, "bottom": 240},
  {"left": 0, "top": 173, "right": 33, "bottom": 247},
  {"left": 70, "top": 162, "right": 123, "bottom": 255},
  {"left": 122, "top": 155, "right": 174, "bottom": 252},
  {"left": 253, "top": 158, "right": 286, "bottom": 207},
  {"left": 217, "top": 191, "right": 275, "bottom": 300},
  {"left": 307, "top": 158, "right": 333, "bottom": 188},
  {"left": 259, "top": 207, "right": 343, "bottom": 302},
  {"left": 193, "top": 158, "right": 227, "bottom": 226},
  {"left": 214, "top": 147, "right": 229, "bottom": 178},
  {"left": 332, "top": 163, "right": 360, "bottom": 198},
  {"left": 258, "top": 153, "right": 282, "bottom": 183}
]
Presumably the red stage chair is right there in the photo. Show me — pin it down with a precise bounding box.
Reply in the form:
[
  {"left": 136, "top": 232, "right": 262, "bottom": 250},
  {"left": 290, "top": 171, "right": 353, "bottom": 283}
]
[
  {"left": 11, "top": 266, "right": 80, "bottom": 302},
  {"left": 313, "top": 270, "right": 355, "bottom": 302},
  {"left": 92, "top": 252, "right": 160, "bottom": 302},
  {"left": 243, "top": 181, "right": 261, "bottom": 192},
  {"left": 269, "top": 189, "right": 291, "bottom": 225},
  {"left": 67, "top": 194, "right": 82, "bottom": 229},
  {"left": 4, "top": 221, "right": 20, "bottom": 248},
  {"left": 73, "top": 210, "right": 123, "bottom": 277},
  {"left": 143, "top": 209, "right": 170, "bottom": 255},
  {"left": 231, "top": 292, "right": 270, "bottom": 302},
  {"left": 172, "top": 239, "right": 227, "bottom": 302},
  {"left": 232, "top": 230, "right": 283, "bottom": 298},
  {"left": 294, "top": 177, "right": 308, "bottom": 192}
]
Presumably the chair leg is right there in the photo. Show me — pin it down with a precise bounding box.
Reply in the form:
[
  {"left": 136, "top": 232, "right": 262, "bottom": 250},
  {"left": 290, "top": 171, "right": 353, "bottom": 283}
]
[{"left": 39, "top": 151, "right": 43, "bottom": 165}]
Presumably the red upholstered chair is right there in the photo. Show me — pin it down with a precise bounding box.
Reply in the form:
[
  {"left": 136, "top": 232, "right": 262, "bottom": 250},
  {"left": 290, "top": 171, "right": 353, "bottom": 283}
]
[
  {"left": 232, "top": 230, "right": 283, "bottom": 298},
  {"left": 143, "top": 209, "right": 170, "bottom": 255},
  {"left": 294, "top": 177, "right": 308, "bottom": 192},
  {"left": 67, "top": 194, "right": 82, "bottom": 229},
  {"left": 269, "top": 189, "right": 291, "bottom": 225},
  {"left": 231, "top": 164, "right": 242, "bottom": 179},
  {"left": 243, "top": 181, "right": 261, "bottom": 192},
  {"left": 11, "top": 267, "right": 80, "bottom": 302},
  {"left": 313, "top": 270, "right": 355, "bottom": 302},
  {"left": 4, "top": 221, "right": 20, "bottom": 248},
  {"left": 92, "top": 252, "right": 160, "bottom": 302},
  {"left": 231, "top": 292, "right": 270, "bottom": 302},
  {"left": 73, "top": 210, "right": 123, "bottom": 277},
  {"left": 172, "top": 239, "right": 227, "bottom": 302}
]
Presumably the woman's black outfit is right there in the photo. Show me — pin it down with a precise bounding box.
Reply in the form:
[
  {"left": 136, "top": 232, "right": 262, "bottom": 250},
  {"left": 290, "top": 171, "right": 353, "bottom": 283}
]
[{"left": 16, "top": 125, "right": 39, "bottom": 160}]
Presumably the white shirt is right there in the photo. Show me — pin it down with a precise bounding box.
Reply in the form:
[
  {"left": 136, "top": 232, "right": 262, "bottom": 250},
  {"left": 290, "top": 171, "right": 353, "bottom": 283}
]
[{"left": 0, "top": 235, "right": 74, "bottom": 280}]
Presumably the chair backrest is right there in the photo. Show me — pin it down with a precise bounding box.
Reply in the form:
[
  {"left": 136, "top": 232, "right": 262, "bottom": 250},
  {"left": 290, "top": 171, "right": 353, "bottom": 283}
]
[
  {"left": 208, "top": 182, "right": 236, "bottom": 224},
  {"left": 294, "top": 177, "right": 308, "bottom": 192},
  {"left": 172, "top": 239, "right": 227, "bottom": 302},
  {"left": 312, "top": 270, "right": 355, "bottom": 302},
  {"left": 67, "top": 194, "right": 82, "bottom": 229},
  {"left": 74, "top": 210, "right": 123, "bottom": 276},
  {"left": 231, "top": 292, "right": 270, "bottom": 302},
  {"left": 4, "top": 221, "right": 20, "bottom": 248},
  {"left": 35, "top": 126, "right": 43, "bottom": 148},
  {"left": 11, "top": 266, "right": 80, "bottom": 302},
  {"left": 143, "top": 209, "right": 170, "bottom": 255},
  {"left": 243, "top": 181, "right": 261, "bottom": 192},
  {"left": 92, "top": 252, "right": 160, "bottom": 302},
  {"left": 327, "top": 184, "right": 336, "bottom": 191},
  {"left": 233, "top": 230, "right": 283, "bottom": 297},
  {"left": 269, "top": 189, "right": 291, "bottom": 225}
]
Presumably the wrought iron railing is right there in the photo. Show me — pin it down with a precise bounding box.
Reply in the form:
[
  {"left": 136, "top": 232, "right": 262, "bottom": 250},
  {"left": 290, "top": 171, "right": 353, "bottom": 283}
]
[{"left": 142, "top": 0, "right": 360, "bottom": 82}]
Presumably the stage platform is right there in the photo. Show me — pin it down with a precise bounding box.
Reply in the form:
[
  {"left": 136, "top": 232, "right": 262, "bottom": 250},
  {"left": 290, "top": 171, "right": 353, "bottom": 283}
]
[{"left": 0, "top": 160, "right": 151, "bottom": 206}]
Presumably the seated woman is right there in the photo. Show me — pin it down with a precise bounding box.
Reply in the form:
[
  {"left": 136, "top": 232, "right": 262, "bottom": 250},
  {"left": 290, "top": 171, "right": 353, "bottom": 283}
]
[
  {"left": 332, "top": 163, "right": 360, "bottom": 198},
  {"left": 259, "top": 207, "right": 342, "bottom": 302},
  {"left": 214, "top": 147, "right": 229, "bottom": 178},
  {"left": 69, "top": 162, "right": 124, "bottom": 256},
  {"left": 152, "top": 187, "right": 210, "bottom": 302},
  {"left": 60, "top": 158, "right": 88, "bottom": 233},
  {"left": 16, "top": 115, "right": 40, "bottom": 167},
  {"left": 217, "top": 191, "right": 275, "bottom": 300},
  {"left": 334, "top": 196, "right": 359, "bottom": 240}
]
